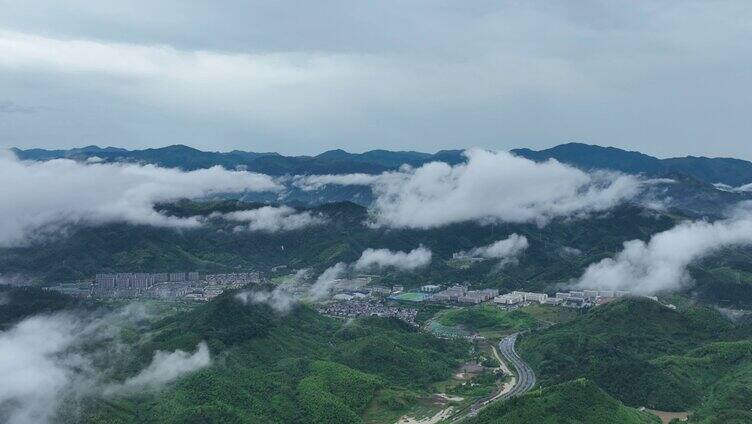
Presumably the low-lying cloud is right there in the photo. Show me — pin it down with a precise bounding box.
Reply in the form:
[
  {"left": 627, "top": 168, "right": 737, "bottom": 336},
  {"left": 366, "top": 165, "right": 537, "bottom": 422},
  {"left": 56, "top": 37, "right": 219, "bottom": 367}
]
[
  {"left": 293, "top": 173, "right": 383, "bottom": 191},
  {"left": 0, "top": 308, "right": 210, "bottom": 424},
  {"left": 308, "top": 262, "right": 349, "bottom": 301},
  {"left": 0, "top": 151, "right": 281, "bottom": 247},
  {"left": 295, "top": 149, "right": 644, "bottom": 228},
  {"left": 107, "top": 342, "right": 210, "bottom": 395},
  {"left": 354, "top": 246, "right": 432, "bottom": 271},
  {"left": 574, "top": 205, "right": 752, "bottom": 294},
  {"left": 714, "top": 182, "right": 752, "bottom": 193},
  {"left": 455, "top": 234, "right": 529, "bottom": 267},
  {"left": 236, "top": 288, "right": 297, "bottom": 313},
  {"left": 220, "top": 206, "right": 326, "bottom": 232}
]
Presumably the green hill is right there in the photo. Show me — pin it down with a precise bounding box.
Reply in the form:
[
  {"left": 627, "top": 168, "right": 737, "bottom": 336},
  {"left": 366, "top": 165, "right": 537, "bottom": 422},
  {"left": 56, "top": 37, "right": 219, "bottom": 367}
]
[
  {"left": 465, "top": 379, "right": 659, "bottom": 424},
  {"left": 78, "top": 292, "right": 469, "bottom": 423},
  {"left": 518, "top": 298, "right": 734, "bottom": 410}
]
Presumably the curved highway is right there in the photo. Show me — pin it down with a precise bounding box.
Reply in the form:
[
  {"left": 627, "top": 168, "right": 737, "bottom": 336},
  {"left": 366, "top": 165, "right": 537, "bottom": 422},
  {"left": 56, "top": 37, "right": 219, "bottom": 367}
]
[
  {"left": 449, "top": 332, "right": 535, "bottom": 422},
  {"left": 496, "top": 333, "right": 536, "bottom": 400}
]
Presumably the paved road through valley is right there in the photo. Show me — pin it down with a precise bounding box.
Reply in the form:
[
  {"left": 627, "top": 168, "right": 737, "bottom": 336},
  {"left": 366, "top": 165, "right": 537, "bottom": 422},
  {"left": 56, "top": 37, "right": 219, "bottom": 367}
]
[
  {"left": 496, "top": 333, "right": 536, "bottom": 400},
  {"left": 449, "top": 332, "right": 535, "bottom": 422}
]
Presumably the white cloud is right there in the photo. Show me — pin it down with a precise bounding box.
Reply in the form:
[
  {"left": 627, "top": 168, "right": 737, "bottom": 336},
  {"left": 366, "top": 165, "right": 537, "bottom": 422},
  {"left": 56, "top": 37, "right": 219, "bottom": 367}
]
[
  {"left": 308, "top": 262, "right": 348, "bottom": 301},
  {"left": 293, "top": 173, "right": 383, "bottom": 191},
  {"left": 0, "top": 315, "right": 87, "bottom": 424},
  {"left": 714, "top": 182, "right": 752, "bottom": 193},
  {"left": 106, "top": 342, "right": 210, "bottom": 395},
  {"left": 574, "top": 206, "right": 752, "bottom": 294},
  {"left": 455, "top": 234, "right": 529, "bottom": 266},
  {"left": 354, "top": 246, "right": 432, "bottom": 271},
  {"left": 299, "top": 149, "right": 644, "bottom": 228},
  {"left": 220, "top": 206, "right": 326, "bottom": 232},
  {"left": 558, "top": 246, "right": 582, "bottom": 257},
  {"left": 0, "top": 151, "right": 281, "bottom": 246},
  {"left": 0, "top": 307, "right": 210, "bottom": 424},
  {"left": 236, "top": 288, "right": 296, "bottom": 313}
]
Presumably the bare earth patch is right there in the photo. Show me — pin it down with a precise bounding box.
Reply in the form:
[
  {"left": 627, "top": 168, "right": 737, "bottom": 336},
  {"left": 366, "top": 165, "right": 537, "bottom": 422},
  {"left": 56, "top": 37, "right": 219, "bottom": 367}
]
[{"left": 644, "top": 409, "right": 690, "bottom": 424}]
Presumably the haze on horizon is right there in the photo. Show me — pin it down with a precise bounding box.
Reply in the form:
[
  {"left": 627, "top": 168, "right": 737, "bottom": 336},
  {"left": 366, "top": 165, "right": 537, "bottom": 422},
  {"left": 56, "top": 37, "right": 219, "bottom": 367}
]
[{"left": 1, "top": 1, "right": 751, "bottom": 160}]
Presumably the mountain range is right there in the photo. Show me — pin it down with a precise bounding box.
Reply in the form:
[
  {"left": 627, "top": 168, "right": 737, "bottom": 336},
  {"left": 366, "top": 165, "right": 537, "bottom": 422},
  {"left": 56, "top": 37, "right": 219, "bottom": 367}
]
[{"left": 12, "top": 143, "right": 752, "bottom": 187}]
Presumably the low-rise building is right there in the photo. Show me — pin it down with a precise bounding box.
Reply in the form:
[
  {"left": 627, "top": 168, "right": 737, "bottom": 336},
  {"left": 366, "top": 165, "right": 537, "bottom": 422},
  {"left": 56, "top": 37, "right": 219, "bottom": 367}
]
[
  {"left": 583, "top": 290, "right": 599, "bottom": 300},
  {"left": 421, "top": 284, "right": 441, "bottom": 292},
  {"left": 511, "top": 291, "right": 548, "bottom": 303},
  {"left": 494, "top": 293, "right": 524, "bottom": 305}
]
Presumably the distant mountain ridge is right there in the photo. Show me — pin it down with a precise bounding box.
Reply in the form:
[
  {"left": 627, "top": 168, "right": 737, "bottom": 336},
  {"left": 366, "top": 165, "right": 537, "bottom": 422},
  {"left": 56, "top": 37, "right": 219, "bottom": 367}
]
[
  {"left": 10, "top": 144, "right": 465, "bottom": 176},
  {"left": 512, "top": 143, "right": 752, "bottom": 186},
  {"left": 11, "top": 143, "right": 752, "bottom": 186}
]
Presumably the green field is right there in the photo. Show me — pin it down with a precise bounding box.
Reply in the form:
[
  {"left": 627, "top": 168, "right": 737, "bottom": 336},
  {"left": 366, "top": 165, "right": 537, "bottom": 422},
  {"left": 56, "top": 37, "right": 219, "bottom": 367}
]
[
  {"left": 435, "top": 304, "right": 539, "bottom": 339},
  {"left": 389, "top": 292, "right": 431, "bottom": 302}
]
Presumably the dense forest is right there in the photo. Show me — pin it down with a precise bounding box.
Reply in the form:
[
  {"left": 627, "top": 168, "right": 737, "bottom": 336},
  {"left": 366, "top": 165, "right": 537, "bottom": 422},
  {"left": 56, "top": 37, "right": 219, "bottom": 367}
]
[{"left": 518, "top": 298, "right": 752, "bottom": 422}]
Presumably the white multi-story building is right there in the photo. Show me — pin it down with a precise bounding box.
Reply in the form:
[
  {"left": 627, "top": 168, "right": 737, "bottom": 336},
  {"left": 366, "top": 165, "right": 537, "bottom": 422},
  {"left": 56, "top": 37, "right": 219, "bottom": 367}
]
[
  {"left": 494, "top": 293, "right": 524, "bottom": 305},
  {"left": 583, "top": 290, "right": 599, "bottom": 300}
]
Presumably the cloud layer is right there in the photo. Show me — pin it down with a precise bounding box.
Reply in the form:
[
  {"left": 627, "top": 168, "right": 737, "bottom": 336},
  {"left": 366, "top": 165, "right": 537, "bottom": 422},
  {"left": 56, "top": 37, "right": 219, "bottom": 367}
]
[
  {"left": 354, "top": 247, "right": 432, "bottom": 271},
  {"left": 299, "top": 149, "right": 643, "bottom": 228},
  {"left": 2, "top": 2, "right": 752, "bottom": 158},
  {"left": 0, "top": 309, "right": 210, "bottom": 424},
  {"left": 220, "top": 206, "right": 326, "bottom": 232},
  {"left": 575, "top": 206, "right": 752, "bottom": 294},
  {"left": 0, "top": 151, "right": 281, "bottom": 246}
]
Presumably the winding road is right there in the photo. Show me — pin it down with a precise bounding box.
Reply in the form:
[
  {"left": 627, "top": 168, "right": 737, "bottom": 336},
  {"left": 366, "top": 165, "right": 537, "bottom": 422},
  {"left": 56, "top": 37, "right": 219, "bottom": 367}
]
[
  {"left": 449, "top": 332, "right": 536, "bottom": 422},
  {"left": 495, "top": 333, "right": 536, "bottom": 400}
]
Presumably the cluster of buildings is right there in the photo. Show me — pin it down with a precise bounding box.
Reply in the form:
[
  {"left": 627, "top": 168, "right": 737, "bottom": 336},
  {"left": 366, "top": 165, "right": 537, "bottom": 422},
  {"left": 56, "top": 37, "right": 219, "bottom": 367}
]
[
  {"left": 431, "top": 285, "right": 499, "bottom": 304},
  {"left": 316, "top": 300, "right": 418, "bottom": 326},
  {"left": 494, "top": 291, "right": 549, "bottom": 306},
  {"left": 493, "top": 289, "right": 636, "bottom": 308},
  {"left": 85, "top": 271, "right": 260, "bottom": 300}
]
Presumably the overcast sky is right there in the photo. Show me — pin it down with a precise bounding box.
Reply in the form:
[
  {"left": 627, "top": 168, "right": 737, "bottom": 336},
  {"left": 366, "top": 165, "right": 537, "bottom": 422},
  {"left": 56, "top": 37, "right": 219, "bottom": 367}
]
[{"left": 1, "top": 1, "right": 751, "bottom": 158}]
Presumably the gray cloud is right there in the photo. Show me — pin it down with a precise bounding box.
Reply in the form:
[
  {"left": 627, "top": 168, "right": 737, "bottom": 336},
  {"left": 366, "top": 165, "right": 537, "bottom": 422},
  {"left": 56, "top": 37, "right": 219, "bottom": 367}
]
[
  {"left": 0, "top": 151, "right": 281, "bottom": 246},
  {"left": 574, "top": 205, "right": 752, "bottom": 294},
  {"left": 0, "top": 100, "right": 35, "bottom": 114},
  {"left": 219, "top": 206, "right": 326, "bottom": 232},
  {"left": 354, "top": 246, "right": 432, "bottom": 271},
  {"left": 0, "top": 2, "right": 751, "bottom": 158}
]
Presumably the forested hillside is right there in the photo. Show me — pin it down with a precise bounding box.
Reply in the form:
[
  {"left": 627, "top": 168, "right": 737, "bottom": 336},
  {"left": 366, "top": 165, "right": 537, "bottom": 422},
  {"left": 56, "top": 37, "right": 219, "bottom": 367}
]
[
  {"left": 465, "top": 379, "right": 659, "bottom": 424},
  {"left": 41, "top": 291, "right": 470, "bottom": 423},
  {"left": 518, "top": 298, "right": 752, "bottom": 414}
]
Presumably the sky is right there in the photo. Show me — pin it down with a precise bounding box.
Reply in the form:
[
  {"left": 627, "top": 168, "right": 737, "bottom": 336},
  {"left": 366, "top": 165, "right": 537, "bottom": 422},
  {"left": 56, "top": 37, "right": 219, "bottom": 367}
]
[{"left": 1, "top": 1, "right": 751, "bottom": 158}]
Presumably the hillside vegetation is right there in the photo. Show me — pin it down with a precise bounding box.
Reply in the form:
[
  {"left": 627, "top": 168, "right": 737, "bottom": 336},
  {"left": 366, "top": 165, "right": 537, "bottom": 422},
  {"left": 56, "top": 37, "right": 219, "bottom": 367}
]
[
  {"left": 518, "top": 298, "right": 752, "bottom": 412},
  {"left": 465, "top": 379, "right": 659, "bottom": 424},
  {"left": 78, "top": 292, "right": 470, "bottom": 423}
]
